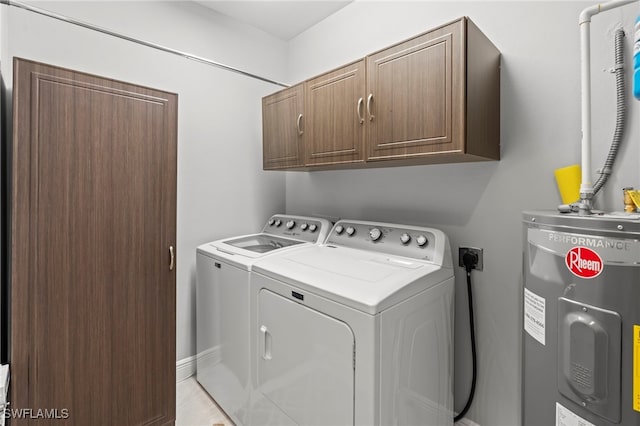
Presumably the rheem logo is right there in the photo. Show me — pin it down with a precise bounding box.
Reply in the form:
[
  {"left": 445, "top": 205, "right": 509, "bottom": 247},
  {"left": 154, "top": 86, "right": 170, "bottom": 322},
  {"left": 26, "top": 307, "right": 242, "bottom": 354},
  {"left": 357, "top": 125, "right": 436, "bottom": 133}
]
[{"left": 565, "top": 246, "right": 603, "bottom": 279}]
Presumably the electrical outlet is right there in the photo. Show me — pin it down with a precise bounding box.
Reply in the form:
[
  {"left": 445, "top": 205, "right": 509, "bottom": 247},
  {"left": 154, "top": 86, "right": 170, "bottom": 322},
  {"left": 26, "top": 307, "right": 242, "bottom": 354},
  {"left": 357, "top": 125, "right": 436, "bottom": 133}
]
[{"left": 458, "top": 247, "right": 483, "bottom": 271}]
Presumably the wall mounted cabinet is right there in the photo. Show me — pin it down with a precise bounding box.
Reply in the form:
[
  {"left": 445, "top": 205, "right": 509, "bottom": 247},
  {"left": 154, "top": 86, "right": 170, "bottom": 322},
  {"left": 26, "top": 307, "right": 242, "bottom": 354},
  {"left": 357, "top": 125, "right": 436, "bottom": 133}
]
[
  {"left": 367, "top": 19, "right": 461, "bottom": 161},
  {"left": 262, "top": 84, "right": 304, "bottom": 169},
  {"left": 262, "top": 17, "right": 500, "bottom": 171},
  {"left": 304, "top": 60, "right": 366, "bottom": 167}
]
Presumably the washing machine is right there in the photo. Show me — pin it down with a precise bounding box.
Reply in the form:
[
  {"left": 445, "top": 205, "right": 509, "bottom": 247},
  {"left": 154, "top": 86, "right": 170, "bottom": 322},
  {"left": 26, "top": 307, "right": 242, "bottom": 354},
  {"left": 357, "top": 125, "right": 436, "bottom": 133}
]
[
  {"left": 196, "top": 214, "right": 332, "bottom": 425},
  {"left": 246, "top": 220, "right": 455, "bottom": 426}
]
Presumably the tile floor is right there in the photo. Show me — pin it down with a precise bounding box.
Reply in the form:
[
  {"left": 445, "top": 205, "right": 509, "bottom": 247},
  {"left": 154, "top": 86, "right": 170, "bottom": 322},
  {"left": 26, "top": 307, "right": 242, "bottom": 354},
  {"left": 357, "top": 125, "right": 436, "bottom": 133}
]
[
  {"left": 176, "top": 376, "right": 474, "bottom": 426},
  {"left": 176, "top": 377, "right": 233, "bottom": 426}
]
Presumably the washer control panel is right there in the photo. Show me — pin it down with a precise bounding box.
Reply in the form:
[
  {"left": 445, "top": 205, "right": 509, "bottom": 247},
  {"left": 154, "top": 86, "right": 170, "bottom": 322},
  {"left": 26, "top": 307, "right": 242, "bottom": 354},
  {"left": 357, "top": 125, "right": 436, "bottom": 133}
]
[
  {"left": 262, "top": 215, "right": 331, "bottom": 243},
  {"left": 325, "top": 220, "right": 445, "bottom": 263}
]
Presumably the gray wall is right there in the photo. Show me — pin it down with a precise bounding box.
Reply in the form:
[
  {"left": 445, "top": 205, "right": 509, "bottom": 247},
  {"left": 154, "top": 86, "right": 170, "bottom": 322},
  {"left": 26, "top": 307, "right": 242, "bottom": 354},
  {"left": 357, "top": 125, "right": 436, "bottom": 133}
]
[
  {"left": 284, "top": 2, "right": 640, "bottom": 425},
  {"left": 1, "top": 0, "right": 289, "bottom": 363}
]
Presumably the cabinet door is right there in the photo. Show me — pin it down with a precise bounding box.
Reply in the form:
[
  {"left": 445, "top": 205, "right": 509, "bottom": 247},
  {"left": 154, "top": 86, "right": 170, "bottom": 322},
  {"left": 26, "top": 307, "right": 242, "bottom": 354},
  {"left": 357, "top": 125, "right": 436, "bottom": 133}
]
[
  {"left": 367, "top": 19, "right": 464, "bottom": 161},
  {"left": 11, "top": 58, "right": 176, "bottom": 426},
  {"left": 262, "top": 84, "right": 304, "bottom": 169},
  {"left": 305, "top": 60, "right": 365, "bottom": 166}
]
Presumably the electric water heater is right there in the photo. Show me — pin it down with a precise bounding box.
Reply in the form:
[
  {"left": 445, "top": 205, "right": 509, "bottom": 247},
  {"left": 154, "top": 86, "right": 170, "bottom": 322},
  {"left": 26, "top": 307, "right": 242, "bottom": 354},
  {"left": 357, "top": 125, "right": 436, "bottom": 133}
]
[{"left": 522, "top": 211, "right": 640, "bottom": 426}]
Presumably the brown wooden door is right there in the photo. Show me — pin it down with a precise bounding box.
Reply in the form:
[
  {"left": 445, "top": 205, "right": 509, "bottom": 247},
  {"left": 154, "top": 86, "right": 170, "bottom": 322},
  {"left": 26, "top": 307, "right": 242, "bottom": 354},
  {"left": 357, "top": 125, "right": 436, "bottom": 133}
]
[
  {"left": 366, "top": 19, "right": 465, "bottom": 161},
  {"left": 10, "top": 58, "right": 177, "bottom": 426},
  {"left": 262, "top": 84, "right": 304, "bottom": 170},
  {"left": 304, "top": 60, "right": 365, "bottom": 166}
]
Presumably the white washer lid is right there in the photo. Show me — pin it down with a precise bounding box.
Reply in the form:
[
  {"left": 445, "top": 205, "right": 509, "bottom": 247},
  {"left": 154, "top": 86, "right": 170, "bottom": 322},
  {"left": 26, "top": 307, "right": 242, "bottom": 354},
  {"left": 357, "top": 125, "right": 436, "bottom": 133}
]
[
  {"left": 252, "top": 244, "right": 453, "bottom": 314},
  {"left": 197, "top": 233, "right": 311, "bottom": 270},
  {"left": 196, "top": 215, "right": 333, "bottom": 270}
]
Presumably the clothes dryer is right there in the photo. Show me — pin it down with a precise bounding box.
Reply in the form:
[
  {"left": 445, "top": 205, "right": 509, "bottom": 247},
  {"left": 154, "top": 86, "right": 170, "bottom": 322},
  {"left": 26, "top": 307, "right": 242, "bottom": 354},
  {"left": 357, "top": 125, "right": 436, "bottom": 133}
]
[
  {"left": 196, "top": 214, "right": 331, "bottom": 425},
  {"left": 246, "top": 220, "right": 454, "bottom": 426}
]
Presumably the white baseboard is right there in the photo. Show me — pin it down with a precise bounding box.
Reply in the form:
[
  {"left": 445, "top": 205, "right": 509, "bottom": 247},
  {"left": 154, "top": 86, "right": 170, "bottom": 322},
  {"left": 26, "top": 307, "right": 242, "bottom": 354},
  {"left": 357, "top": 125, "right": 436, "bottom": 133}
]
[
  {"left": 455, "top": 418, "right": 481, "bottom": 426},
  {"left": 176, "top": 355, "right": 197, "bottom": 383}
]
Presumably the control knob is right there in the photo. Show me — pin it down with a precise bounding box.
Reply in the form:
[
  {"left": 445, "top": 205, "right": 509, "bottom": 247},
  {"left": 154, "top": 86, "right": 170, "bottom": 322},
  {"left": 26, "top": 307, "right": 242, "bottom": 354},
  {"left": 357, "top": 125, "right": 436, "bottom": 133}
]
[
  {"left": 274, "top": 220, "right": 282, "bottom": 227},
  {"left": 400, "top": 233, "right": 411, "bottom": 245},
  {"left": 300, "top": 223, "right": 309, "bottom": 231},
  {"left": 286, "top": 220, "right": 296, "bottom": 229},
  {"left": 416, "top": 235, "right": 428, "bottom": 247},
  {"left": 369, "top": 228, "right": 382, "bottom": 241},
  {"left": 309, "top": 224, "right": 318, "bottom": 232},
  {"left": 346, "top": 226, "right": 356, "bottom": 236},
  {"left": 268, "top": 219, "right": 275, "bottom": 226},
  {"left": 335, "top": 225, "right": 344, "bottom": 234}
]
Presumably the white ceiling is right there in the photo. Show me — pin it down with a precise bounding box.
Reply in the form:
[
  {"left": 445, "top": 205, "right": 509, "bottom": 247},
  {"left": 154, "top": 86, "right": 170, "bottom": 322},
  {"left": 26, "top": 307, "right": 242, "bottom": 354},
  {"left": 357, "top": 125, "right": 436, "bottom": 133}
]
[{"left": 194, "top": 1, "right": 353, "bottom": 41}]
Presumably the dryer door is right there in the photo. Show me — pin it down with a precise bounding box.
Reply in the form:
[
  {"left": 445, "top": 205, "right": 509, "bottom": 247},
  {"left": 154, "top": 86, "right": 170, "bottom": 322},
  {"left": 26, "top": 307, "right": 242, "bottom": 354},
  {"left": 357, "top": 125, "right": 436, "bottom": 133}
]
[{"left": 258, "top": 289, "right": 355, "bottom": 426}]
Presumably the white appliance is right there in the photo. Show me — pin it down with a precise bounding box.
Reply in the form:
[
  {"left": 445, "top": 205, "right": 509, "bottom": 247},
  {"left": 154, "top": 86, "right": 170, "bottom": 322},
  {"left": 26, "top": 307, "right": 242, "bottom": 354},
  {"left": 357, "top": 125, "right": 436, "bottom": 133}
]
[
  {"left": 196, "top": 214, "right": 332, "bottom": 425},
  {"left": 246, "top": 220, "right": 454, "bottom": 426}
]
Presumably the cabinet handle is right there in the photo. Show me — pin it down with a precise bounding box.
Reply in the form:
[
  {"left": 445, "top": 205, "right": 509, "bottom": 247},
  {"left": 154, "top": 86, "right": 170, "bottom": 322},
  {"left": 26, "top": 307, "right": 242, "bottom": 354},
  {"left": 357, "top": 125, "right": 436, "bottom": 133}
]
[
  {"left": 296, "top": 113, "right": 304, "bottom": 136},
  {"left": 357, "top": 97, "right": 364, "bottom": 124},
  {"left": 367, "top": 94, "right": 374, "bottom": 121},
  {"left": 169, "top": 245, "right": 175, "bottom": 271}
]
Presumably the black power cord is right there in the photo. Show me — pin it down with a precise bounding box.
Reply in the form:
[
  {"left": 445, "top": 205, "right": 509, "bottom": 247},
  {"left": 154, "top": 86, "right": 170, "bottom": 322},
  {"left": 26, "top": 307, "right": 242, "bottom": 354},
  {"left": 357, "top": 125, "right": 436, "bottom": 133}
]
[{"left": 454, "top": 252, "right": 478, "bottom": 422}]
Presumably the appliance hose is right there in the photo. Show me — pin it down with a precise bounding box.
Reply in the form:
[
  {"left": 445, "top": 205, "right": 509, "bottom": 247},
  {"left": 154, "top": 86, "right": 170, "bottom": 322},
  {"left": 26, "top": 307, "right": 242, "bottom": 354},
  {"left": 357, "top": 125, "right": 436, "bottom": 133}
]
[
  {"left": 592, "top": 28, "right": 626, "bottom": 195},
  {"left": 454, "top": 263, "right": 477, "bottom": 422}
]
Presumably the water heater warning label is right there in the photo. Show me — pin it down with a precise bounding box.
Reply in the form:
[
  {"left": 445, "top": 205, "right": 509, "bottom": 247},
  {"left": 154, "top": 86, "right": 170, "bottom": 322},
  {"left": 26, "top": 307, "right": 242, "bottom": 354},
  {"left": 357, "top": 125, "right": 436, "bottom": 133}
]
[
  {"left": 524, "top": 288, "right": 545, "bottom": 345},
  {"left": 556, "top": 403, "right": 595, "bottom": 426},
  {"left": 634, "top": 325, "right": 640, "bottom": 412}
]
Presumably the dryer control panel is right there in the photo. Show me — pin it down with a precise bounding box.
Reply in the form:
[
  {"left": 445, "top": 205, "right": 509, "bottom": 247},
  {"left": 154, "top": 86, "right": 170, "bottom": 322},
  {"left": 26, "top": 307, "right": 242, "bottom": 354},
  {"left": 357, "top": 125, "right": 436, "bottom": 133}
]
[{"left": 325, "top": 220, "right": 450, "bottom": 266}]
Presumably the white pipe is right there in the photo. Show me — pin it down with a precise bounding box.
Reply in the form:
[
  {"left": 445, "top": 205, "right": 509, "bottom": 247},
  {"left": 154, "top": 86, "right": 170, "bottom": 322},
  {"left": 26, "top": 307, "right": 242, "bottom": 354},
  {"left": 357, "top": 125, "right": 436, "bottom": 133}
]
[
  {"left": 580, "top": 0, "right": 637, "bottom": 24},
  {"left": 578, "top": 0, "right": 637, "bottom": 214},
  {"left": 580, "top": 21, "right": 593, "bottom": 199}
]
